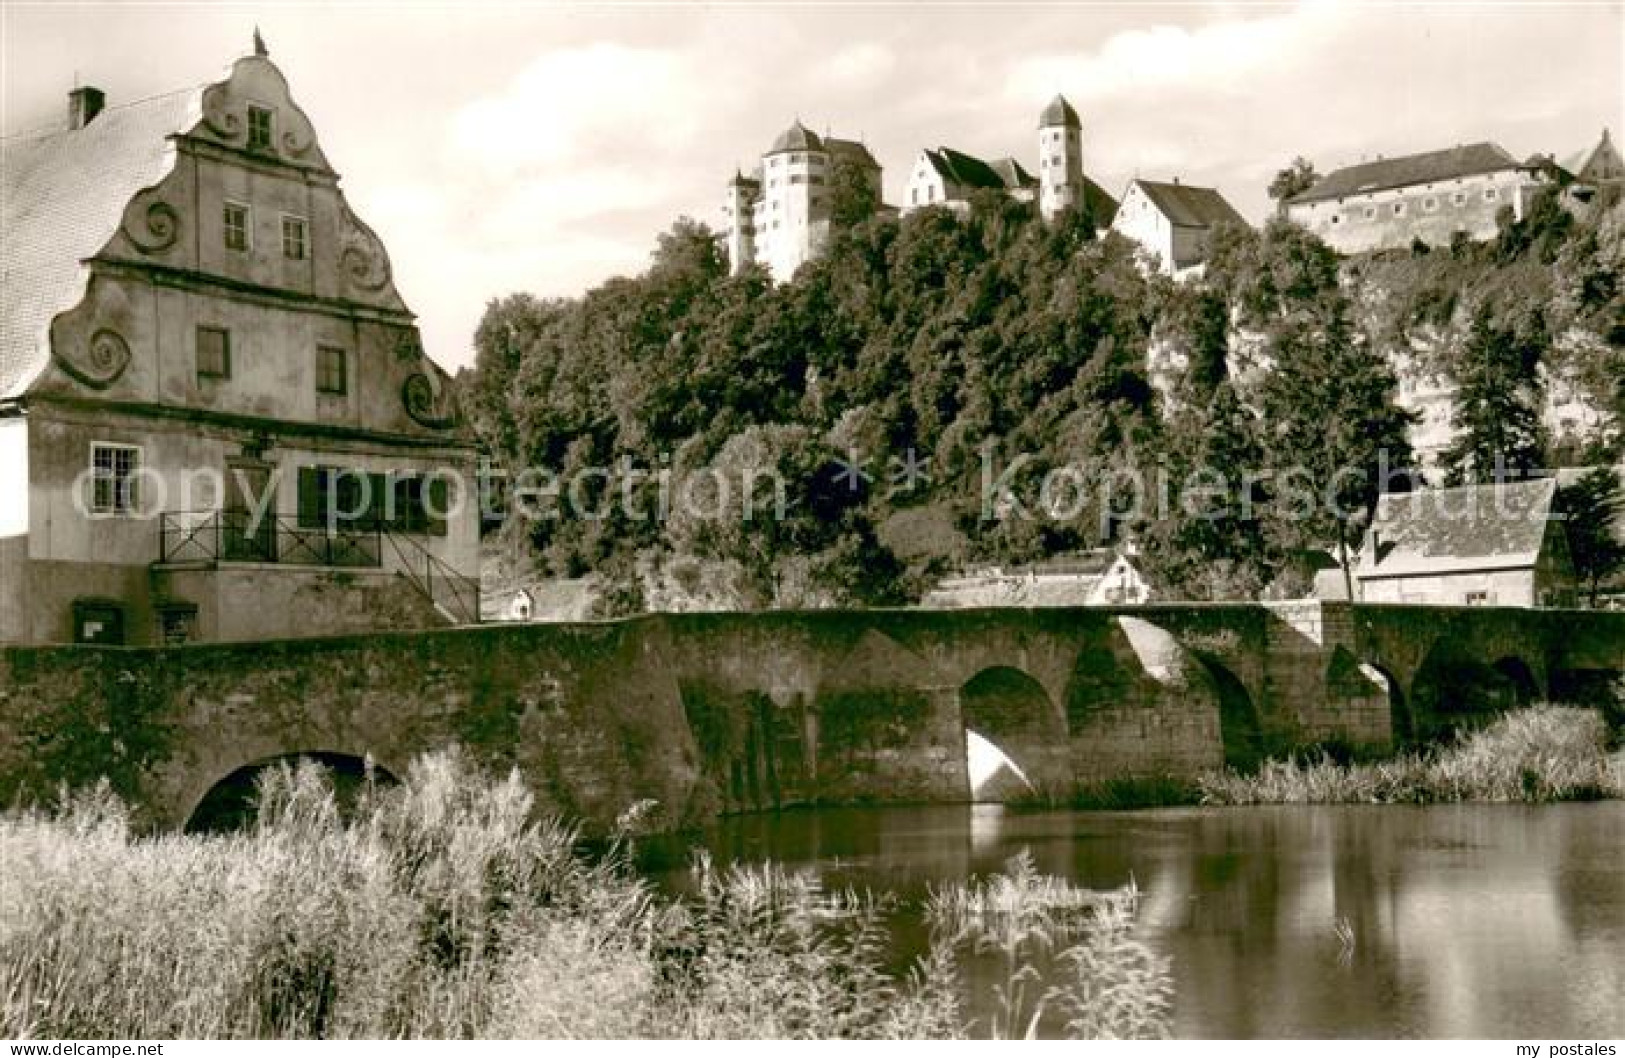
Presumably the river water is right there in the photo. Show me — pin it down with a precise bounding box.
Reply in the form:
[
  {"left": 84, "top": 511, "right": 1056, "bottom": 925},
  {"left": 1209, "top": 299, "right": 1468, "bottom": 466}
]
[{"left": 640, "top": 802, "right": 1625, "bottom": 1038}]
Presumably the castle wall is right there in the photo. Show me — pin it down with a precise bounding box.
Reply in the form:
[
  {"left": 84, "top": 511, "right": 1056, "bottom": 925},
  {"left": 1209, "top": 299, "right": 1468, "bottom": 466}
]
[{"left": 1287, "top": 169, "right": 1539, "bottom": 254}]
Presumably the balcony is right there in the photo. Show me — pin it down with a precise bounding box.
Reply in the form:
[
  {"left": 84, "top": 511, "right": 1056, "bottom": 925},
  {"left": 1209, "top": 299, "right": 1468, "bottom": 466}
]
[{"left": 157, "top": 510, "right": 382, "bottom": 568}]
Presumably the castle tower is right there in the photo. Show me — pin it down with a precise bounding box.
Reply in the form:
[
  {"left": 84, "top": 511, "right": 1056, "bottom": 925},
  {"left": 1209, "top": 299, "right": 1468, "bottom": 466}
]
[
  {"left": 1038, "top": 94, "right": 1084, "bottom": 221},
  {"left": 722, "top": 170, "right": 759, "bottom": 275},
  {"left": 761, "top": 119, "right": 826, "bottom": 281}
]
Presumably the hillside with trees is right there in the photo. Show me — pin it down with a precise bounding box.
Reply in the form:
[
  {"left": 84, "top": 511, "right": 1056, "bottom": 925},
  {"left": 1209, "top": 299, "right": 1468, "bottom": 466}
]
[{"left": 463, "top": 172, "right": 1624, "bottom": 615}]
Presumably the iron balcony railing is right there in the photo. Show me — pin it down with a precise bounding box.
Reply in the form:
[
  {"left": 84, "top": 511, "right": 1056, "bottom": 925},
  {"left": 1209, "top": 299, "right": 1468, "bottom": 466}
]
[{"left": 158, "top": 510, "right": 383, "bottom": 568}]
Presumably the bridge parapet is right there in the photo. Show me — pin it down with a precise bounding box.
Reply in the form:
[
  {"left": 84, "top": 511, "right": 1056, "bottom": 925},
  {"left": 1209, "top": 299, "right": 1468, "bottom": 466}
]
[{"left": 0, "top": 604, "right": 1615, "bottom": 829}]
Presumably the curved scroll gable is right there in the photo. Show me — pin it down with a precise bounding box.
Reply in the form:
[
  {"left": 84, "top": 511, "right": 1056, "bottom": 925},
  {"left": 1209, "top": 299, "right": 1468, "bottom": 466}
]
[
  {"left": 338, "top": 204, "right": 395, "bottom": 295},
  {"left": 56, "top": 329, "right": 133, "bottom": 390},
  {"left": 401, "top": 361, "right": 461, "bottom": 431},
  {"left": 191, "top": 55, "right": 332, "bottom": 173},
  {"left": 126, "top": 198, "right": 181, "bottom": 254}
]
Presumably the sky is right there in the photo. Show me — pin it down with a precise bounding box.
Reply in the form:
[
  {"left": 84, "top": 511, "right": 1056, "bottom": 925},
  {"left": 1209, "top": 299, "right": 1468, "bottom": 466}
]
[{"left": 3, "top": 2, "right": 1621, "bottom": 372}]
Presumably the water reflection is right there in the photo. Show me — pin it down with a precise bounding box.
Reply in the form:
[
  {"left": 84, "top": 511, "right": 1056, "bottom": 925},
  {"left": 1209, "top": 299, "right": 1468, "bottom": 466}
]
[{"left": 641, "top": 802, "right": 1625, "bottom": 1038}]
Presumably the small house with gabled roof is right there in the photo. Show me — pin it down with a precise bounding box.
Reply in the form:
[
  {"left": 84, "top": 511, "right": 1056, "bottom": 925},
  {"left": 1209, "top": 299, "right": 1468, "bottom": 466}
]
[
  {"left": 1561, "top": 128, "right": 1623, "bottom": 189},
  {"left": 0, "top": 40, "right": 480, "bottom": 645},
  {"left": 1109, "top": 178, "right": 1248, "bottom": 277},
  {"left": 1355, "top": 479, "right": 1575, "bottom": 608}
]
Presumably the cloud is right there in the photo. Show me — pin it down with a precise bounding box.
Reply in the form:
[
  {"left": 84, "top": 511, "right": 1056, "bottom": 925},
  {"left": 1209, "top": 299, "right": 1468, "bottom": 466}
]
[
  {"left": 816, "top": 42, "right": 896, "bottom": 89},
  {"left": 1005, "top": 2, "right": 1346, "bottom": 105},
  {"left": 450, "top": 43, "right": 708, "bottom": 169}
]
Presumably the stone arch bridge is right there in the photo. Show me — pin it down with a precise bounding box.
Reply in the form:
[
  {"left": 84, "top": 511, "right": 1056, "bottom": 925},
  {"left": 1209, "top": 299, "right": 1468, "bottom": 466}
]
[{"left": 0, "top": 602, "right": 1618, "bottom": 830}]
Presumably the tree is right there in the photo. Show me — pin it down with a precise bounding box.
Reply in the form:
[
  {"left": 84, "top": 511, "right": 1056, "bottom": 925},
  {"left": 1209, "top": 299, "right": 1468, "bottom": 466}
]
[
  {"left": 1136, "top": 382, "right": 1274, "bottom": 599},
  {"left": 1267, "top": 157, "right": 1320, "bottom": 215},
  {"left": 1441, "top": 303, "right": 1549, "bottom": 484},
  {"left": 1257, "top": 296, "right": 1418, "bottom": 599},
  {"left": 827, "top": 156, "right": 881, "bottom": 233},
  {"left": 1556, "top": 467, "right": 1625, "bottom": 606}
]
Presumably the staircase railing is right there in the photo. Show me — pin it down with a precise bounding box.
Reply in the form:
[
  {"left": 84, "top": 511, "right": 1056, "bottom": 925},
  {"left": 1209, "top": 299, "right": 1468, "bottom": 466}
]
[{"left": 383, "top": 531, "right": 481, "bottom": 625}]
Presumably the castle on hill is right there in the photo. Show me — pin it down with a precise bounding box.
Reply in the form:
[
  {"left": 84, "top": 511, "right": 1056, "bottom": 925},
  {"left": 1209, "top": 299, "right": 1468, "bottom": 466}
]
[{"left": 721, "top": 96, "right": 1121, "bottom": 281}]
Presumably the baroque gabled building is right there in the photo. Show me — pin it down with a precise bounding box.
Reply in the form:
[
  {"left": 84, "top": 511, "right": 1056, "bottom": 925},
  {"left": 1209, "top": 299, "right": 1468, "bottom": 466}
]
[{"left": 0, "top": 41, "right": 480, "bottom": 645}]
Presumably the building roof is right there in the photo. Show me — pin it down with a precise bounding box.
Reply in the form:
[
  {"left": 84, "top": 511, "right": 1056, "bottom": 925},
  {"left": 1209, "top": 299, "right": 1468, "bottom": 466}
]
[
  {"left": 1287, "top": 141, "right": 1527, "bottom": 206},
  {"left": 1082, "top": 176, "right": 1119, "bottom": 226},
  {"left": 769, "top": 120, "right": 823, "bottom": 155},
  {"left": 728, "top": 169, "right": 760, "bottom": 189},
  {"left": 923, "top": 146, "right": 1009, "bottom": 191},
  {"left": 0, "top": 87, "right": 203, "bottom": 399},
  {"left": 1356, "top": 478, "right": 1561, "bottom": 580},
  {"left": 1039, "top": 94, "right": 1081, "bottom": 130},
  {"left": 1561, "top": 128, "right": 1622, "bottom": 183},
  {"left": 1130, "top": 179, "right": 1248, "bottom": 230},
  {"left": 989, "top": 156, "right": 1037, "bottom": 190},
  {"left": 825, "top": 137, "right": 880, "bottom": 171}
]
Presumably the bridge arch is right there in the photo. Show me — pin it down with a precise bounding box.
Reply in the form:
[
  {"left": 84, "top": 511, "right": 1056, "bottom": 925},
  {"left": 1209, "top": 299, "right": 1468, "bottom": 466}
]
[
  {"left": 1191, "top": 653, "right": 1262, "bottom": 770},
  {"left": 1363, "top": 661, "right": 1411, "bottom": 746},
  {"left": 1410, "top": 639, "right": 1531, "bottom": 742},
  {"left": 959, "top": 665, "right": 1068, "bottom": 800},
  {"left": 185, "top": 751, "right": 400, "bottom": 834},
  {"left": 1492, "top": 656, "right": 1541, "bottom": 706}
]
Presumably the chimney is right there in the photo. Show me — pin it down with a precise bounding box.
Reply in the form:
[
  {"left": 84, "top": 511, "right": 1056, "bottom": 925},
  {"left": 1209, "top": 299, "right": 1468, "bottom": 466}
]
[{"left": 68, "top": 85, "right": 105, "bottom": 130}]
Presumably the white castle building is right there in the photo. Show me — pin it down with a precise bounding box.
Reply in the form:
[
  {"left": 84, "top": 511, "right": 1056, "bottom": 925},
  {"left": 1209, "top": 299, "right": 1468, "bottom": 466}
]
[
  {"left": 723, "top": 96, "right": 1115, "bottom": 281},
  {"left": 721, "top": 122, "right": 883, "bottom": 282}
]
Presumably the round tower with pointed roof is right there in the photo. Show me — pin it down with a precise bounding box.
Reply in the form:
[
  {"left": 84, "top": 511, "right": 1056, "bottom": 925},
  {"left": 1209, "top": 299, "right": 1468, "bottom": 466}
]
[
  {"left": 756, "top": 119, "right": 834, "bottom": 280},
  {"left": 722, "top": 168, "right": 759, "bottom": 275},
  {"left": 1038, "top": 94, "right": 1084, "bottom": 221}
]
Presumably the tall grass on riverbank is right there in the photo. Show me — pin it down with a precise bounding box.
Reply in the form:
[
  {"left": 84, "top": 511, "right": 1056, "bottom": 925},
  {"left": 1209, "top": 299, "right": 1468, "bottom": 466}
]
[
  {"left": 926, "top": 851, "right": 1172, "bottom": 1040},
  {"left": 0, "top": 751, "right": 1166, "bottom": 1040},
  {"left": 1200, "top": 706, "right": 1623, "bottom": 806}
]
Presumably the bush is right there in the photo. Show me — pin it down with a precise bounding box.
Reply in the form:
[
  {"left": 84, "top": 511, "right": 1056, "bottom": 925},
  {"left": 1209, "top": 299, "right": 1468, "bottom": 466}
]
[
  {"left": 1199, "top": 706, "right": 1621, "bottom": 805},
  {"left": 0, "top": 751, "right": 1169, "bottom": 1040}
]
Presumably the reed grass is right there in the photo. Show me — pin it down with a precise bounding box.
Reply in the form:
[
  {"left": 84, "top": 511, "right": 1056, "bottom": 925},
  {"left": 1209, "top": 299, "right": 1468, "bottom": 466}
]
[
  {"left": 1, "top": 751, "right": 1168, "bottom": 1040},
  {"left": 1199, "top": 706, "right": 1622, "bottom": 806},
  {"left": 925, "top": 851, "right": 1172, "bottom": 1040}
]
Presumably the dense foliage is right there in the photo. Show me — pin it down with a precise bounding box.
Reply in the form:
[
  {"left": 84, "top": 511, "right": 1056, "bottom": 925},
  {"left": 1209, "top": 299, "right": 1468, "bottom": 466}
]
[
  {"left": 463, "top": 183, "right": 1623, "bottom": 612},
  {"left": 1, "top": 752, "right": 1170, "bottom": 1040}
]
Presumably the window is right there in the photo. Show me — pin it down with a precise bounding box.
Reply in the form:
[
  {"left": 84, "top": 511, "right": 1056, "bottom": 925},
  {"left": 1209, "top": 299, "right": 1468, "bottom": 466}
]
[
  {"left": 90, "top": 443, "right": 141, "bottom": 515},
  {"left": 297, "top": 467, "right": 448, "bottom": 536},
  {"left": 1452, "top": 192, "right": 1467, "bottom": 206},
  {"left": 1483, "top": 187, "right": 1499, "bottom": 202},
  {"left": 1423, "top": 197, "right": 1439, "bottom": 212},
  {"left": 157, "top": 603, "right": 198, "bottom": 645},
  {"left": 223, "top": 201, "right": 250, "bottom": 251},
  {"left": 1363, "top": 206, "right": 1377, "bottom": 220},
  {"left": 281, "top": 215, "right": 307, "bottom": 260},
  {"left": 1331, "top": 214, "right": 1342, "bottom": 225},
  {"left": 1392, "top": 201, "right": 1406, "bottom": 216},
  {"left": 1464, "top": 590, "right": 1491, "bottom": 606},
  {"left": 247, "top": 105, "right": 274, "bottom": 151},
  {"left": 196, "top": 326, "right": 230, "bottom": 380},
  {"left": 316, "top": 345, "right": 347, "bottom": 395}
]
